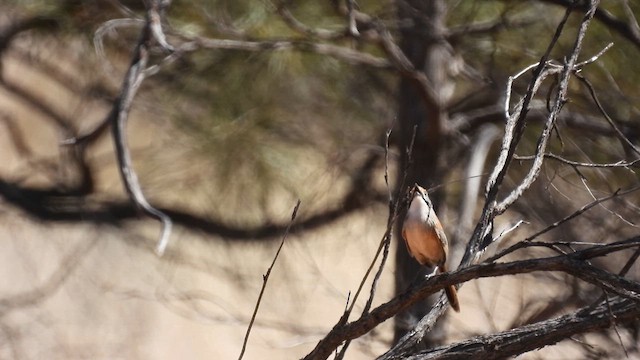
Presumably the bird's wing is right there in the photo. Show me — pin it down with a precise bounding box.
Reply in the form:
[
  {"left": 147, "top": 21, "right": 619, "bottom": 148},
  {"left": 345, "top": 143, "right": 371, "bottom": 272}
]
[{"left": 401, "top": 228, "right": 416, "bottom": 260}]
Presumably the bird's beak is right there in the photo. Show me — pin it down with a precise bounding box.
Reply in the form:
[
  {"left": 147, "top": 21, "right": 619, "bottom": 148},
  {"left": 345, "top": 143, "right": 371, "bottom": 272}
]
[{"left": 409, "top": 184, "right": 419, "bottom": 198}]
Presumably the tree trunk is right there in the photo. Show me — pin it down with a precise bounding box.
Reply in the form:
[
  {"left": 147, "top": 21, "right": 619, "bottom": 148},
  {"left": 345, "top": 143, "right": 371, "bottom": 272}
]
[{"left": 394, "top": 0, "right": 455, "bottom": 347}]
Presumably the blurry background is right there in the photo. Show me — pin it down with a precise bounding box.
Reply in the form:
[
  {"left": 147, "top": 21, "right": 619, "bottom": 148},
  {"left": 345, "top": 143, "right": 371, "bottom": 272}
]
[{"left": 1, "top": 0, "right": 640, "bottom": 359}]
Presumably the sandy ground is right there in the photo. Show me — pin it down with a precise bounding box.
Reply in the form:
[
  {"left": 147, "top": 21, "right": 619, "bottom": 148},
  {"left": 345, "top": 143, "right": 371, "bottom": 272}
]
[{"left": 0, "top": 206, "right": 396, "bottom": 359}]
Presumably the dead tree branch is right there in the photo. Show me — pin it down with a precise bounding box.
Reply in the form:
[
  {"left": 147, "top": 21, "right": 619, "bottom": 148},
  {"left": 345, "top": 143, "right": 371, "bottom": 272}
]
[
  {"left": 575, "top": 72, "right": 640, "bottom": 156},
  {"left": 385, "top": 1, "right": 603, "bottom": 356},
  {"left": 110, "top": 0, "right": 174, "bottom": 255},
  {"left": 238, "top": 200, "right": 301, "bottom": 360},
  {"left": 304, "top": 235, "right": 640, "bottom": 360},
  {"left": 401, "top": 297, "right": 638, "bottom": 360},
  {"left": 485, "top": 185, "right": 640, "bottom": 263},
  {"left": 540, "top": 0, "right": 640, "bottom": 47},
  {"left": 514, "top": 154, "right": 640, "bottom": 169}
]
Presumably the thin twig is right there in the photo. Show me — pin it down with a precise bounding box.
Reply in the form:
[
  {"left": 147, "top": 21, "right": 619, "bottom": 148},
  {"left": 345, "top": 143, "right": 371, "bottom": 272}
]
[
  {"left": 576, "top": 42, "right": 614, "bottom": 67},
  {"left": 579, "top": 174, "right": 638, "bottom": 227},
  {"left": 618, "top": 247, "right": 640, "bottom": 277},
  {"left": 238, "top": 200, "right": 301, "bottom": 360},
  {"left": 61, "top": 116, "right": 112, "bottom": 146},
  {"left": 504, "top": 62, "right": 540, "bottom": 119},
  {"left": 602, "top": 291, "right": 630, "bottom": 359},
  {"left": 575, "top": 72, "right": 640, "bottom": 156},
  {"left": 486, "top": 2, "right": 575, "bottom": 215},
  {"left": 385, "top": 128, "right": 393, "bottom": 200},
  {"left": 495, "top": 2, "right": 598, "bottom": 214},
  {"left": 364, "top": 131, "right": 404, "bottom": 315},
  {"left": 485, "top": 185, "right": 640, "bottom": 263},
  {"left": 336, "top": 127, "right": 416, "bottom": 359},
  {"left": 366, "top": 125, "right": 418, "bottom": 314},
  {"left": 344, "top": 126, "right": 418, "bottom": 317},
  {"left": 491, "top": 219, "right": 527, "bottom": 245},
  {"left": 514, "top": 153, "right": 640, "bottom": 169}
]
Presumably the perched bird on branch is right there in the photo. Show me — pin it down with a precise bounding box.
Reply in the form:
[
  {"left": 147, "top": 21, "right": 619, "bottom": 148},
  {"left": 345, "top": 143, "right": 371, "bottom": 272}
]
[{"left": 402, "top": 184, "right": 460, "bottom": 312}]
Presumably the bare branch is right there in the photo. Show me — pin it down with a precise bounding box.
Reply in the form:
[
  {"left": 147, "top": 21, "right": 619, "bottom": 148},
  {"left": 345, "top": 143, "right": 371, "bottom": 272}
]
[
  {"left": 514, "top": 153, "right": 640, "bottom": 169},
  {"left": 147, "top": 0, "right": 174, "bottom": 52},
  {"left": 402, "top": 297, "right": 638, "bottom": 360},
  {"left": 576, "top": 42, "right": 614, "bottom": 67},
  {"left": 336, "top": 133, "right": 394, "bottom": 360},
  {"left": 305, "top": 235, "right": 640, "bottom": 360},
  {"left": 238, "top": 200, "right": 301, "bottom": 360},
  {"left": 460, "top": 3, "right": 576, "bottom": 272},
  {"left": 485, "top": 185, "right": 640, "bottom": 263},
  {"left": 93, "top": 18, "right": 145, "bottom": 63},
  {"left": 491, "top": 219, "right": 527, "bottom": 246},
  {"left": 110, "top": 1, "right": 174, "bottom": 255},
  {"left": 385, "top": 2, "right": 603, "bottom": 355},
  {"left": 539, "top": 0, "right": 640, "bottom": 48},
  {"left": 576, "top": 72, "right": 640, "bottom": 156},
  {"left": 454, "top": 123, "right": 502, "bottom": 243},
  {"left": 494, "top": 2, "right": 599, "bottom": 214},
  {"left": 336, "top": 127, "right": 417, "bottom": 359}
]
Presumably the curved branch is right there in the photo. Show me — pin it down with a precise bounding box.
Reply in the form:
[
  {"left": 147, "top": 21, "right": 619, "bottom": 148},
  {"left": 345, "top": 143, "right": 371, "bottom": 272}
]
[
  {"left": 109, "top": 0, "right": 174, "bottom": 255},
  {"left": 454, "top": 124, "right": 502, "bottom": 243}
]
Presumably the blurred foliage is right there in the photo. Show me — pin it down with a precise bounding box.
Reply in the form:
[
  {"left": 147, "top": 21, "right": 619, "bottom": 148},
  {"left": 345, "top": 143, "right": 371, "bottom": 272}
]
[{"left": 4, "top": 0, "right": 640, "bottom": 218}]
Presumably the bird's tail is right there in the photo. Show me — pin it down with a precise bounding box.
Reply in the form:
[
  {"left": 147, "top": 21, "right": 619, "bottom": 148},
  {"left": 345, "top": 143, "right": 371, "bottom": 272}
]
[{"left": 439, "top": 264, "right": 460, "bottom": 312}]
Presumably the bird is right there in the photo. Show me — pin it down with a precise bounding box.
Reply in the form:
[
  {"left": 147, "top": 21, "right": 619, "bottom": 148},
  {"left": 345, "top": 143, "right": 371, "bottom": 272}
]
[{"left": 402, "top": 184, "right": 460, "bottom": 312}]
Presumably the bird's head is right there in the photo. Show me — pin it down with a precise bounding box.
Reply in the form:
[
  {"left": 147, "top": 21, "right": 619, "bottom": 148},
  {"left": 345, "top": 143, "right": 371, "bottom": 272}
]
[{"left": 409, "top": 183, "right": 432, "bottom": 207}]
